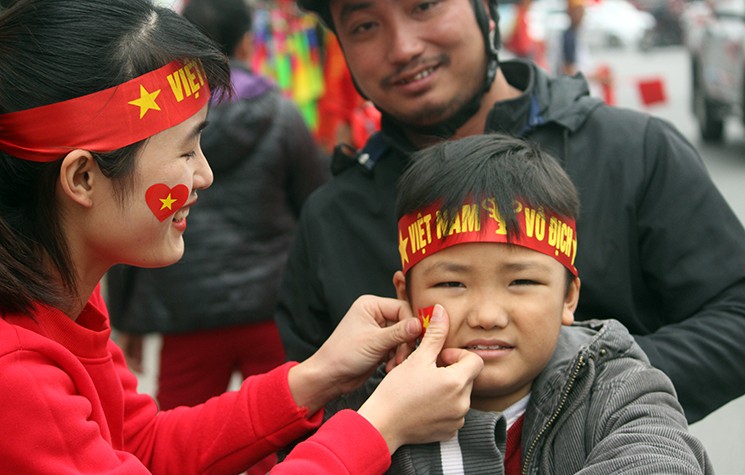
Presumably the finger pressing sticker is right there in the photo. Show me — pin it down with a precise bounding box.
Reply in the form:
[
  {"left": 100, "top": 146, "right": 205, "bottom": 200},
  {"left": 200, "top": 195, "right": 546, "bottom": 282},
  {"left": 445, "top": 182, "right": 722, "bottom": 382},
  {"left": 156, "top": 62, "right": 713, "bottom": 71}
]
[{"left": 417, "top": 306, "right": 434, "bottom": 337}]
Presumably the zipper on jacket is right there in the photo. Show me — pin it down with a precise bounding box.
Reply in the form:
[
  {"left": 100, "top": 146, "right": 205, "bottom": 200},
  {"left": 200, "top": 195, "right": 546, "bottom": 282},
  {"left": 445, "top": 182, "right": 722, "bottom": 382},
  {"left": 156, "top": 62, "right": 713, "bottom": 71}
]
[{"left": 521, "top": 354, "right": 586, "bottom": 475}]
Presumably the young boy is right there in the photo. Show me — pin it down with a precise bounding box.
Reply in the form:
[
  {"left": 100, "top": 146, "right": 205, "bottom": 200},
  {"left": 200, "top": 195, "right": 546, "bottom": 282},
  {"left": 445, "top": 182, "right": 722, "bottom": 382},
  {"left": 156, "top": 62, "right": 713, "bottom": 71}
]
[{"left": 324, "top": 134, "right": 712, "bottom": 474}]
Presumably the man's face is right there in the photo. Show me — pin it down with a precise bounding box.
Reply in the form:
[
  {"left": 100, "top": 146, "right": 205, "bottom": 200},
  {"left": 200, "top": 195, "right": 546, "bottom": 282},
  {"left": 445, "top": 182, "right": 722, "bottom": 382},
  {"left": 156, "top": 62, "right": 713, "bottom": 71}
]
[
  {"left": 395, "top": 242, "right": 578, "bottom": 412},
  {"left": 330, "top": 0, "right": 489, "bottom": 128}
]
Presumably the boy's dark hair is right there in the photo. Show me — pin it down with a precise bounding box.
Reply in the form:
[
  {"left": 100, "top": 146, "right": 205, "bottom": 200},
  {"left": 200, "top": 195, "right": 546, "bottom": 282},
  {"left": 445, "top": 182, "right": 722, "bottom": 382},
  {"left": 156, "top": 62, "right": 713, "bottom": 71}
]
[
  {"left": 0, "top": 0, "right": 230, "bottom": 313},
  {"left": 396, "top": 133, "right": 580, "bottom": 241},
  {"left": 182, "top": 0, "right": 253, "bottom": 58}
]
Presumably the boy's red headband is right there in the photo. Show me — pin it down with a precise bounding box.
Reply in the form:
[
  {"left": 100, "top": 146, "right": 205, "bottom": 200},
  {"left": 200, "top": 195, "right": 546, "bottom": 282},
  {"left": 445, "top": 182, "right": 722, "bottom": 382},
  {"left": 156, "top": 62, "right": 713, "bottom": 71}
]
[
  {"left": 0, "top": 59, "right": 210, "bottom": 162},
  {"left": 397, "top": 198, "right": 578, "bottom": 276}
]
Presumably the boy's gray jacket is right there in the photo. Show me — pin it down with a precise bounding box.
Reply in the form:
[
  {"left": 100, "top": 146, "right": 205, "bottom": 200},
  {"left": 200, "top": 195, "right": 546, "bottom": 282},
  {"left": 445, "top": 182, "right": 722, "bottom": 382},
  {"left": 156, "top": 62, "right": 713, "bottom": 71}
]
[{"left": 326, "top": 320, "right": 713, "bottom": 475}]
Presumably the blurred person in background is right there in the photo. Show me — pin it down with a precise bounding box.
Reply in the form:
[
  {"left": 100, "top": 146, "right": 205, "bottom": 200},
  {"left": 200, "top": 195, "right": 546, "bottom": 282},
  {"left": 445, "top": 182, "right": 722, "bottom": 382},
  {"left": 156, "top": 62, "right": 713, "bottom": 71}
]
[
  {"left": 504, "top": 0, "right": 546, "bottom": 68},
  {"left": 549, "top": 0, "right": 615, "bottom": 103},
  {"left": 316, "top": 30, "right": 382, "bottom": 155},
  {"left": 106, "top": 0, "right": 328, "bottom": 470}
]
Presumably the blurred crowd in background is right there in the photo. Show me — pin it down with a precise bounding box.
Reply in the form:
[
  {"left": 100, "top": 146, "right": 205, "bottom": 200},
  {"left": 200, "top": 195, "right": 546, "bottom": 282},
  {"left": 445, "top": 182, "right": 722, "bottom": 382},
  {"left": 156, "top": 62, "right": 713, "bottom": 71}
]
[{"left": 156, "top": 0, "right": 703, "bottom": 152}]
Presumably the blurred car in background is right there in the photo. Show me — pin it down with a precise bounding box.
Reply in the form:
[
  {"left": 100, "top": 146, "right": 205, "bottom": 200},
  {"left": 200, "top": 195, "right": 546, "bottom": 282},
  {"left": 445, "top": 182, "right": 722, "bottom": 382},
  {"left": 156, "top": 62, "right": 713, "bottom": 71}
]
[{"left": 687, "top": 0, "right": 745, "bottom": 141}]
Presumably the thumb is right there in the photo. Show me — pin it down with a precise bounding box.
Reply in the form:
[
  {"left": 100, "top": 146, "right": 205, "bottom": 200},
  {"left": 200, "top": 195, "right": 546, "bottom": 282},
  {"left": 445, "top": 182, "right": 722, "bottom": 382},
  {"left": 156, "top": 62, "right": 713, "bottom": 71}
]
[{"left": 412, "top": 304, "right": 449, "bottom": 362}]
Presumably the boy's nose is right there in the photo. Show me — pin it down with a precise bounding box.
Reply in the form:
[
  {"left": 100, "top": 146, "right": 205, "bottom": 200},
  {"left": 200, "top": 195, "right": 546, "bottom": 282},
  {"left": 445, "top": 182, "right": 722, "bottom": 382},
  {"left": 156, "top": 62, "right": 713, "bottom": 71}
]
[{"left": 466, "top": 293, "right": 510, "bottom": 330}]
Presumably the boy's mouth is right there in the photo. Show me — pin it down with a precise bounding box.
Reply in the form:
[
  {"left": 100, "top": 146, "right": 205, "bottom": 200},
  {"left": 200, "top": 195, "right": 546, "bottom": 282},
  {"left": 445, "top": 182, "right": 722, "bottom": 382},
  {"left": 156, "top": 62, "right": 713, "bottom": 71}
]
[{"left": 465, "top": 344, "right": 514, "bottom": 350}]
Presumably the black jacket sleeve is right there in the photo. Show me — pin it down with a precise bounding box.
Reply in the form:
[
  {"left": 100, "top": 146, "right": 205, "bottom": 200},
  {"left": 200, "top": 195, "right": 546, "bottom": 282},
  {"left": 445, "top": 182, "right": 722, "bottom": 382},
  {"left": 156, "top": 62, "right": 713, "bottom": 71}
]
[{"left": 631, "top": 117, "right": 745, "bottom": 423}]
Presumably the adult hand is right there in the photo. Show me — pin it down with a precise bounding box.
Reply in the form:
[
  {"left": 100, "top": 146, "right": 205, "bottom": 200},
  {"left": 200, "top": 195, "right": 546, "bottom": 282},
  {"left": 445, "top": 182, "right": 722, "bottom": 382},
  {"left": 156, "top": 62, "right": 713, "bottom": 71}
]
[
  {"left": 358, "top": 304, "right": 484, "bottom": 454},
  {"left": 288, "top": 295, "right": 423, "bottom": 414}
]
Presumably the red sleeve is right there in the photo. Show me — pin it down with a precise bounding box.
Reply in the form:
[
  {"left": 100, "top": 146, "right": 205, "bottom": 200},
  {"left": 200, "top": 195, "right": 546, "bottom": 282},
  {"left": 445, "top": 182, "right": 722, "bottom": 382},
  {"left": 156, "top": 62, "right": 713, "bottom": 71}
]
[
  {"left": 0, "top": 332, "right": 150, "bottom": 473},
  {"left": 275, "top": 410, "right": 391, "bottom": 474},
  {"left": 123, "top": 359, "right": 324, "bottom": 475}
]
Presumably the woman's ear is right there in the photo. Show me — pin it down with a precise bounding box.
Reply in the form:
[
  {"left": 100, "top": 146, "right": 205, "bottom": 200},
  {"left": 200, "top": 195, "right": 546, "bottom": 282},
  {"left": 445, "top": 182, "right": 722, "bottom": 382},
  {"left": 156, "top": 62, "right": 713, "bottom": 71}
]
[
  {"left": 392, "top": 270, "right": 408, "bottom": 301},
  {"left": 58, "top": 149, "right": 97, "bottom": 208},
  {"left": 562, "top": 276, "right": 581, "bottom": 326}
]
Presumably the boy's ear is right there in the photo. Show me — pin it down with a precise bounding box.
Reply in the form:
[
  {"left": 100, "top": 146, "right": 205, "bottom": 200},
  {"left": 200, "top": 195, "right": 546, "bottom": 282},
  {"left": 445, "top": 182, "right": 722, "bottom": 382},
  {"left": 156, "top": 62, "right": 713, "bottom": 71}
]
[
  {"left": 562, "top": 277, "right": 581, "bottom": 325},
  {"left": 58, "top": 149, "right": 97, "bottom": 208},
  {"left": 392, "top": 270, "right": 408, "bottom": 301}
]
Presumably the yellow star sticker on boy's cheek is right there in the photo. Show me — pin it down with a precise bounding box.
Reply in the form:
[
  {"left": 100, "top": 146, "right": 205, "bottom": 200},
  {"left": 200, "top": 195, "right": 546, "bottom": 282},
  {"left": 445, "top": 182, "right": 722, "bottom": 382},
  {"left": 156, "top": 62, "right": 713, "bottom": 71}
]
[
  {"left": 421, "top": 313, "right": 431, "bottom": 330},
  {"left": 128, "top": 85, "right": 162, "bottom": 119},
  {"left": 399, "top": 232, "right": 410, "bottom": 266},
  {"left": 159, "top": 193, "right": 177, "bottom": 210}
]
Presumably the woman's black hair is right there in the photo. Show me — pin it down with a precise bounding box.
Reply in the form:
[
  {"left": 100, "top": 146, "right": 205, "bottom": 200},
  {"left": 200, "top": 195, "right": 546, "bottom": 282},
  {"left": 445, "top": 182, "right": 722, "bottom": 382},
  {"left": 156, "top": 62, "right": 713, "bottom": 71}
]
[{"left": 0, "top": 0, "right": 231, "bottom": 314}]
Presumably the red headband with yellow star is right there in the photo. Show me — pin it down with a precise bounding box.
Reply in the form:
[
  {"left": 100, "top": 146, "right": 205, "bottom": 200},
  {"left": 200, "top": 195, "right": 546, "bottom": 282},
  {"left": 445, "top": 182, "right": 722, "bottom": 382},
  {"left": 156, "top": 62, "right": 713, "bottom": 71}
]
[
  {"left": 397, "top": 198, "right": 578, "bottom": 277},
  {"left": 0, "top": 59, "right": 210, "bottom": 162}
]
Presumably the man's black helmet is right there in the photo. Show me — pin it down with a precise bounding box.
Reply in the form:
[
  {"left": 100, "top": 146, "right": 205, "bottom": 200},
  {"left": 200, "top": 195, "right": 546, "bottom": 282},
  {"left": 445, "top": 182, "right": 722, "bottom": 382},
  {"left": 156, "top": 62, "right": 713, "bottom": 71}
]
[{"left": 298, "top": 0, "right": 502, "bottom": 138}]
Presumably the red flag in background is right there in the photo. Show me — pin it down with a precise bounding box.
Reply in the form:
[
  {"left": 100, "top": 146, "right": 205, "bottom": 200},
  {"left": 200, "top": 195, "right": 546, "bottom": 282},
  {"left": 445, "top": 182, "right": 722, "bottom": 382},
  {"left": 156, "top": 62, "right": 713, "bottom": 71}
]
[{"left": 637, "top": 77, "right": 667, "bottom": 106}]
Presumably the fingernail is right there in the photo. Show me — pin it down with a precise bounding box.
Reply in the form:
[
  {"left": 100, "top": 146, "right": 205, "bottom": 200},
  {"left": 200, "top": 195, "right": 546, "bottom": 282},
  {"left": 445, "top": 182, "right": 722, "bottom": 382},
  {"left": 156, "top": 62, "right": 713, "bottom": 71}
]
[
  {"left": 431, "top": 304, "right": 444, "bottom": 322},
  {"left": 406, "top": 318, "right": 420, "bottom": 335}
]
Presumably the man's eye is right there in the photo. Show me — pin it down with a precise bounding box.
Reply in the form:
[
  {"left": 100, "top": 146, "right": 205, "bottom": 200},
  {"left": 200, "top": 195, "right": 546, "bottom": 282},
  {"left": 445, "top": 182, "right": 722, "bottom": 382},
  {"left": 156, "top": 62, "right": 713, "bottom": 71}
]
[
  {"left": 415, "top": 1, "right": 439, "bottom": 13},
  {"left": 350, "top": 21, "right": 375, "bottom": 35}
]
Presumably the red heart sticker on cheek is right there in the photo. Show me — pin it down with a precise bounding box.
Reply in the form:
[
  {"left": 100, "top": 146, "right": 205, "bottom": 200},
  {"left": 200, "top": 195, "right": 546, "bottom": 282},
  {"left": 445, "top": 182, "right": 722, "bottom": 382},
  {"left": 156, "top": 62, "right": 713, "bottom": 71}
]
[{"left": 145, "top": 184, "right": 189, "bottom": 222}]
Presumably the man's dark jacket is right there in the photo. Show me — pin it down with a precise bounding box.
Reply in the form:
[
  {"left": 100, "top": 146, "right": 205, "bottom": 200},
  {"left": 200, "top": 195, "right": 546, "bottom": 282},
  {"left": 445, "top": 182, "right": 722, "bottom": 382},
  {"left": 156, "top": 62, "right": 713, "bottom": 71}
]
[{"left": 275, "top": 60, "right": 745, "bottom": 423}]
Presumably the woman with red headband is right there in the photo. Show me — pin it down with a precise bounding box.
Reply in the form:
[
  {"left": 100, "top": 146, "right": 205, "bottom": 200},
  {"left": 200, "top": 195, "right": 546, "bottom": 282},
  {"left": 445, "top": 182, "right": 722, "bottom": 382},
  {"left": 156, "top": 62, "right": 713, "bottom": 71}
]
[{"left": 0, "top": 1, "right": 482, "bottom": 473}]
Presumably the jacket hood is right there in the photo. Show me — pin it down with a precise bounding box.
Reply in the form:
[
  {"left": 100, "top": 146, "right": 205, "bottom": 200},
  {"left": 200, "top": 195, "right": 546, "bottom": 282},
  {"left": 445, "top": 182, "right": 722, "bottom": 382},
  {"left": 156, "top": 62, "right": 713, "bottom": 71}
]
[
  {"left": 496, "top": 60, "right": 604, "bottom": 136},
  {"left": 200, "top": 60, "right": 278, "bottom": 175},
  {"left": 532, "top": 64, "right": 603, "bottom": 133}
]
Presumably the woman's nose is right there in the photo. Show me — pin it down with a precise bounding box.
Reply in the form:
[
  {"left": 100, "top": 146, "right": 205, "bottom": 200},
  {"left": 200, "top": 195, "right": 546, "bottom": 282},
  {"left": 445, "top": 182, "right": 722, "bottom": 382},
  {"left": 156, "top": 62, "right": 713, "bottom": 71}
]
[{"left": 193, "top": 147, "right": 213, "bottom": 190}]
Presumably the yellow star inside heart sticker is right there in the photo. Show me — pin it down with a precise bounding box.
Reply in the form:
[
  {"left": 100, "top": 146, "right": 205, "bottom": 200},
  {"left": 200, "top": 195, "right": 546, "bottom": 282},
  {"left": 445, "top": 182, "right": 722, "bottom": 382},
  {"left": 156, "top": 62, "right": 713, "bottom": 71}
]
[
  {"left": 159, "top": 193, "right": 178, "bottom": 210},
  {"left": 128, "top": 85, "right": 162, "bottom": 119}
]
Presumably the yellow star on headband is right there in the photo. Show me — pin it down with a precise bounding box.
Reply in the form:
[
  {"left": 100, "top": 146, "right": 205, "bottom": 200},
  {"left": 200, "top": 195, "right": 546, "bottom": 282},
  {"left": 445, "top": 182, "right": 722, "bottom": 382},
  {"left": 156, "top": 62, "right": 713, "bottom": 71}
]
[
  {"left": 159, "top": 193, "right": 177, "bottom": 210},
  {"left": 398, "top": 231, "right": 409, "bottom": 267},
  {"left": 128, "top": 85, "right": 162, "bottom": 119}
]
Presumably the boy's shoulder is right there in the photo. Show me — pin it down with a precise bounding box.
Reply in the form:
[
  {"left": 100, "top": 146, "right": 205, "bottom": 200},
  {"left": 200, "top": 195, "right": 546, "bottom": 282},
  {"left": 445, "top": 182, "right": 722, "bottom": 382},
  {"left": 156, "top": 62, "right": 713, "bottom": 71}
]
[{"left": 553, "top": 319, "right": 648, "bottom": 368}]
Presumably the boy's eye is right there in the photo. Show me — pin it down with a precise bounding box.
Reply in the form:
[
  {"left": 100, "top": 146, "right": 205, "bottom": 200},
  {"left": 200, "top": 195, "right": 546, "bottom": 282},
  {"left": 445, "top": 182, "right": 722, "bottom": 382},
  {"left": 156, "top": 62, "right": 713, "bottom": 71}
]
[
  {"left": 511, "top": 279, "right": 539, "bottom": 286},
  {"left": 183, "top": 150, "right": 197, "bottom": 160},
  {"left": 435, "top": 281, "right": 464, "bottom": 288}
]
